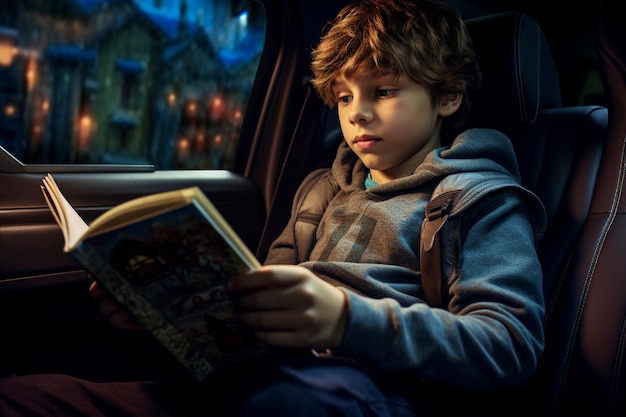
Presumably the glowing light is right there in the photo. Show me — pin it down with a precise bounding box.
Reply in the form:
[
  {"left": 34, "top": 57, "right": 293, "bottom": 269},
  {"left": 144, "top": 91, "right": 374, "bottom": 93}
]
[
  {"left": 80, "top": 115, "right": 92, "bottom": 129},
  {"left": 167, "top": 92, "right": 176, "bottom": 106},
  {"left": 238, "top": 11, "right": 248, "bottom": 28},
  {"left": 178, "top": 137, "right": 190, "bottom": 157},
  {"left": 0, "top": 44, "right": 16, "bottom": 66},
  {"left": 5, "top": 104, "right": 15, "bottom": 116},
  {"left": 26, "top": 58, "right": 37, "bottom": 91},
  {"left": 187, "top": 101, "right": 197, "bottom": 114},
  {"left": 78, "top": 115, "right": 93, "bottom": 150},
  {"left": 211, "top": 96, "right": 225, "bottom": 118}
]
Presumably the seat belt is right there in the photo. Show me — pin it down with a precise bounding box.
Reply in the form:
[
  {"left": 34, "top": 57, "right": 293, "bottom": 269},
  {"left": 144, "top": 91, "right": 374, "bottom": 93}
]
[{"left": 420, "top": 190, "right": 461, "bottom": 308}]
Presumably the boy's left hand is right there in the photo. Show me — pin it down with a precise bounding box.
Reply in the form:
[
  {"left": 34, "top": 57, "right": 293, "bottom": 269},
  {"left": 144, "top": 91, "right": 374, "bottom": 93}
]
[
  {"left": 227, "top": 265, "right": 348, "bottom": 350},
  {"left": 89, "top": 280, "right": 144, "bottom": 330}
]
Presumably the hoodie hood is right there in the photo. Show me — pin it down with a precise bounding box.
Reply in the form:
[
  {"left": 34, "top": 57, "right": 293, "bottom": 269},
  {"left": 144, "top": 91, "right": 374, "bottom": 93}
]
[{"left": 331, "top": 128, "right": 521, "bottom": 195}]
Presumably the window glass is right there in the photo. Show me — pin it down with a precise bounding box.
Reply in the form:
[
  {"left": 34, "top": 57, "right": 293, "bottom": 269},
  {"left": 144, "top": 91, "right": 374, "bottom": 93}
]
[{"left": 0, "top": 0, "right": 266, "bottom": 170}]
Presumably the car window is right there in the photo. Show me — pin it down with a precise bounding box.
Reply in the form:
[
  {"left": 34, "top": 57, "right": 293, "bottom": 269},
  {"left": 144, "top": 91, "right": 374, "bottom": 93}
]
[{"left": 0, "top": 0, "right": 266, "bottom": 170}]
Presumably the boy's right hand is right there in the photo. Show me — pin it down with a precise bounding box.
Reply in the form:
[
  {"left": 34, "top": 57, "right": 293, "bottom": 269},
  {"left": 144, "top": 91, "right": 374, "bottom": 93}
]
[{"left": 89, "top": 280, "right": 144, "bottom": 330}]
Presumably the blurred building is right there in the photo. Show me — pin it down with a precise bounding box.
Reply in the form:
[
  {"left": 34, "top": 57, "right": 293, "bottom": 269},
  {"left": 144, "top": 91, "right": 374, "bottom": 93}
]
[{"left": 0, "top": 0, "right": 264, "bottom": 169}]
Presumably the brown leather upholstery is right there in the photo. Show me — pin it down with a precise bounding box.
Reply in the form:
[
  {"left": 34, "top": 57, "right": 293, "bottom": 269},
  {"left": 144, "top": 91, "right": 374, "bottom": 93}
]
[
  {"left": 465, "top": 10, "right": 621, "bottom": 416},
  {"left": 527, "top": 0, "right": 626, "bottom": 415}
]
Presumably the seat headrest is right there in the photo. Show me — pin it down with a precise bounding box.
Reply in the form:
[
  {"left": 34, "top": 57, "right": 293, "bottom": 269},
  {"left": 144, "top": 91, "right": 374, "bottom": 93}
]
[{"left": 466, "top": 11, "right": 561, "bottom": 131}]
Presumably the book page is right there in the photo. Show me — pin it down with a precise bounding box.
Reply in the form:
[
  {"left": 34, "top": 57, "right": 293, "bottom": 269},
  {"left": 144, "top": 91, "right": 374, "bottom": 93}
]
[
  {"left": 41, "top": 174, "right": 89, "bottom": 252},
  {"left": 82, "top": 189, "right": 195, "bottom": 243}
]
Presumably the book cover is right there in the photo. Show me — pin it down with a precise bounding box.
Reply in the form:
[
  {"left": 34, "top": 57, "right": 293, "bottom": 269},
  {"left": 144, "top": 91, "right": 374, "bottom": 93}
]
[{"left": 41, "top": 174, "right": 271, "bottom": 381}]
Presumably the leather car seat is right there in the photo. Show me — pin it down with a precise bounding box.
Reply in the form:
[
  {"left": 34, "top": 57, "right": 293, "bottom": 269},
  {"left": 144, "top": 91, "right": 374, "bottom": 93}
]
[
  {"left": 465, "top": 11, "right": 612, "bottom": 416},
  {"left": 525, "top": 0, "right": 626, "bottom": 415}
]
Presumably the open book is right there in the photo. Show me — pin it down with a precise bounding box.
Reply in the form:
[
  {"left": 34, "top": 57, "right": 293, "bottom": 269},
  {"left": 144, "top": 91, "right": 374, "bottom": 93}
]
[{"left": 41, "top": 174, "right": 269, "bottom": 381}]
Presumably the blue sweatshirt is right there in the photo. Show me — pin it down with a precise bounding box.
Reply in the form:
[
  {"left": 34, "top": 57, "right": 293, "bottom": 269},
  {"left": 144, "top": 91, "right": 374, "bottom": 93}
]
[{"left": 266, "top": 128, "right": 546, "bottom": 390}]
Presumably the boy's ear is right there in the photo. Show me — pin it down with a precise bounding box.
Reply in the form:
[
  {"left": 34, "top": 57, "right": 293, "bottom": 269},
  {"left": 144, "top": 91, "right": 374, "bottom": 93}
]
[{"left": 437, "top": 93, "right": 463, "bottom": 117}]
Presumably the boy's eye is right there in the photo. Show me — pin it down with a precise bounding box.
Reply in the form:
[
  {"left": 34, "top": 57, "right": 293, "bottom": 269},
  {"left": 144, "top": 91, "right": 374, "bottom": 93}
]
[
  {"left": 376, "top": 89, "right": 398, "bottom": 98},
  {"left": 338, "top": 95, "right": 353, "bottom": 104}
]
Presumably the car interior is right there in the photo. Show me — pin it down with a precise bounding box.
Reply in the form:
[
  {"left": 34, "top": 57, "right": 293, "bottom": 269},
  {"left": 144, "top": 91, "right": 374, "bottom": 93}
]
[{"left": 1, "top": 0, "right": 624, "bottom": 416}]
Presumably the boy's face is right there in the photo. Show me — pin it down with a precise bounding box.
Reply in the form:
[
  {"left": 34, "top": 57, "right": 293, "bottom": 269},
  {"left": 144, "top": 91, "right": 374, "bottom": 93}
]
[{"left": 332, "top": 72, "right": 445, "bottom": 183}]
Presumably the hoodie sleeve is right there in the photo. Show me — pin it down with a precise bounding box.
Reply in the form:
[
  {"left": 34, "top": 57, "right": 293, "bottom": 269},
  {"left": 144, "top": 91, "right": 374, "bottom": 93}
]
[
  {"left": 332, "top": 190, "right": 546, "bottom": 391},
  {"left": 264, "top": 169, "right": 338, "bottom": 265}
]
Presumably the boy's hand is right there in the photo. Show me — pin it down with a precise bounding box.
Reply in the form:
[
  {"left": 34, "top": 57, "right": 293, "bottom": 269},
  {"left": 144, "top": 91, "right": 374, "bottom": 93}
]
[
  {"left": 227, "top": 265, "right": 349, "bottom": 350},
  {"left": 89, "top": 280, "right": 144, "bottom": 330}
]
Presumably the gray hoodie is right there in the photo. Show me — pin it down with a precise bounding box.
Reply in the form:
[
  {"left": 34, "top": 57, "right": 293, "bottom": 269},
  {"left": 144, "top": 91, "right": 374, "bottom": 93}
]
[{"left": 266, "top": 128, "right": 546, "bottom": 391}]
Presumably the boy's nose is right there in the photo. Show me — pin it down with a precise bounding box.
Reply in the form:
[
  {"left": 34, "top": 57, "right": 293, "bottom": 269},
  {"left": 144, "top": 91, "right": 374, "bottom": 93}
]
[{"left": 349, "top": 101, "right": 373, "bottom": 125}]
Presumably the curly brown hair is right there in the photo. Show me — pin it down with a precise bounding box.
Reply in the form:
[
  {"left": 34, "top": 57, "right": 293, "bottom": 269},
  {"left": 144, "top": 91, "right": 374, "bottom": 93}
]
[{"left": 310, "top": 0, "right": 481, "bottom": 142}]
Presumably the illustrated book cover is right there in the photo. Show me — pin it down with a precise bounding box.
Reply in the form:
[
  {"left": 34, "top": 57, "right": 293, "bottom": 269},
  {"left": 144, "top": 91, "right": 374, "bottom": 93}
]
[{"left": 40, "top": 173, "right": 270, "bottom": 381}]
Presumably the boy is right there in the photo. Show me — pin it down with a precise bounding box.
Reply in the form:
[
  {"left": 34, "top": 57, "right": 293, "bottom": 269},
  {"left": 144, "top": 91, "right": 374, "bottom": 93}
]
[{"left": 0, "top": 0, "right": 546, "bottom": 416}]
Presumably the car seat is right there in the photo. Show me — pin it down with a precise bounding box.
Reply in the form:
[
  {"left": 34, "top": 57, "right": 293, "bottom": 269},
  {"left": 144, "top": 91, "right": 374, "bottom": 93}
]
[
  {"left": 524, "top": 0, "right": 626, "bottom": 415},
  {"left": 398, "top": 10, "right": 611, "bottom": 415},
  {"left": 466, "top": 10, "right": 613, "bottom": 416}
]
